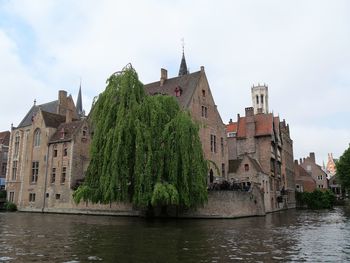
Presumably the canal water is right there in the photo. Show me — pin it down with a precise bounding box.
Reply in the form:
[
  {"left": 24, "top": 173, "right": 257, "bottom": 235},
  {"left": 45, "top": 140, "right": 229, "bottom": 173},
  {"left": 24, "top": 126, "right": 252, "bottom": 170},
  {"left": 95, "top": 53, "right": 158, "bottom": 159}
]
[{"left": 0, "top": 207, "right": 350, "bottom": 262}]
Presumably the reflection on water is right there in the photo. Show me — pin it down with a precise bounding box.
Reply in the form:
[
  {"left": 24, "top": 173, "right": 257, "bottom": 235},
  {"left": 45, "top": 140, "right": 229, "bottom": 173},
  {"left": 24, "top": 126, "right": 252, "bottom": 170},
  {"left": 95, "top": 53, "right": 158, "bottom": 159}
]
[{"left": 1, "top": 207, "right": 350, "bottom": 262}]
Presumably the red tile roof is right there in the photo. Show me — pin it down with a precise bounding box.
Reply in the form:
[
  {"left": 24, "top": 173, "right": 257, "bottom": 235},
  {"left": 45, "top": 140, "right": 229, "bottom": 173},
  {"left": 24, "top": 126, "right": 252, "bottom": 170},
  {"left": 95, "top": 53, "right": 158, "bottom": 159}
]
[
  {"left": 233, "top": 113, "right": 275, "bottom": 138},
  {"left": 226, "top": 122, "right": 237, "bottom": 133}
]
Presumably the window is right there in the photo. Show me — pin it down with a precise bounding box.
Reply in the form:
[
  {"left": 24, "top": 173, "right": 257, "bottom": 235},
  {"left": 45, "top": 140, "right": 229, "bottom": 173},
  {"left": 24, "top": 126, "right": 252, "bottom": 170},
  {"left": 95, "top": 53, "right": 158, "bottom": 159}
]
[
  {"left": 244, "top": 164, "right": 249, "bottom": 171},
  {"left": 9, "top": 192, "right": 14, "bottom": 203},
  {"left": 1, "top": 164, "right": 6, "bottom": 175},
  {"left": 306, "top": 165, "right": 311, "bottom": 171},
  {"left": 53, "top": 145, "right": 58, "bottom": 157},
  {"left": 201, "top": 106, "right": 208, "bottom": 118},
  {"left": 261, "top": 95, "right": 264, "bottom": 105},
  {"left": 227, "top": 132, "right": 236, "bottom": 138},
  {"left": 210, "top": 135, "right": 217, "bottom": 153},
  {"left": 56, "top": 194, "right": 61, "bottom": 200},
  {"left": 29, "top": 193, "right": 36, "bottom": 202},
  {"left": 51, "top": 168, "right": 56, "bottom": 183},
  {"left": 14, "top": 133, "right": 20, "bottom": 157},
  {"left": 221, "top": 137, "right": 224, "bottom": 155},
  {"left": 202, "top": 89, "right": 206, "bottom": 97},
  {"left": 63, "top": 144, "right": 68, "bottom": 157},
  {"left": 61, "top": 167, "right": 66, "bottom": 184},
  {"left": 221, "top": 163, "right": 225, "bottom": 177},
  {"left": 34, "top": 129, "right": 41, "bottom": 147},
  {"left": 12, "top": 161, "right": 17, "bottom": 181},
  {"left": 256, "top": 95, "right": 259, "bottom": 104},
  {"left": 270, "top": 159, "right": 275, "bottom": 173},
  {"left": 31, "top": 161, "right": 39, "bottom": 183}
]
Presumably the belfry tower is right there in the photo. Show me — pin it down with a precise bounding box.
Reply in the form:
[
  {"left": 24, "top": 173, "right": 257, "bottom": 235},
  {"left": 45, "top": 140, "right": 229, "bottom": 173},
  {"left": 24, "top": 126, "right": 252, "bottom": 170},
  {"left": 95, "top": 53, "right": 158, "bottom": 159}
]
[{"left": 251, "top": 84, "right": 269, "bottom": 114}]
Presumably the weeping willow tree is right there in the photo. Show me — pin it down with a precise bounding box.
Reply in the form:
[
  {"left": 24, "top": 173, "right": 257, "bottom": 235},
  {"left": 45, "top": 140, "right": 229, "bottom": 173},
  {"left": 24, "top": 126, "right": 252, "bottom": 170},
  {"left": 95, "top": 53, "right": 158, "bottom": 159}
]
[{"left": 74, "top": 65, "right": 208, "bottom": 209}]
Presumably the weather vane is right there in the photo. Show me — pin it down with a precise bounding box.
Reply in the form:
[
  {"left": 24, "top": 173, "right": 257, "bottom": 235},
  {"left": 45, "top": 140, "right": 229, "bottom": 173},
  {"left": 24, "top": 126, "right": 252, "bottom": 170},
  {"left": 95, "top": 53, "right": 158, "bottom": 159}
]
[{"left": 181, "top": 37, "right": 185, "bottom": 53}]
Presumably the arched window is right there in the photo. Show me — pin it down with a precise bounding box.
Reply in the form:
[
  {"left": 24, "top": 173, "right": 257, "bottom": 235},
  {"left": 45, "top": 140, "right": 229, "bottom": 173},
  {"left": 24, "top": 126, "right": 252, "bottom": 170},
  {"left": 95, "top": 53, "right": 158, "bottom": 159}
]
[
  {"left": 34, "top": 129, "right": 41, "bottom": 147},
  {"left": 261, "top": 95, "right": 264, "bottom": 105},
  {"left": 256, "top": 95, "right": 259, "bottom": 104},
  {"left": 14, "top": 132, "right": 20, "bottom": 157}
]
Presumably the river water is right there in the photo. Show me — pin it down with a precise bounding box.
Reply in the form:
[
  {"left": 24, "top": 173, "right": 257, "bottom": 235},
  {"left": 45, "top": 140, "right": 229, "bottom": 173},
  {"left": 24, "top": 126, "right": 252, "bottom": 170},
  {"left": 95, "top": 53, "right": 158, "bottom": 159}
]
[{"left": 0, "top": 207, "right": 350, "bottom": 262}]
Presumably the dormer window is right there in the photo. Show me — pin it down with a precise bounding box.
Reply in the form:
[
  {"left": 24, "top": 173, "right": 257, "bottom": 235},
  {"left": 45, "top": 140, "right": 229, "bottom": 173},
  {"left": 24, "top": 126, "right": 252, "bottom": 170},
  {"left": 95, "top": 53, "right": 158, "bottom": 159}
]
[
  {"left": 244, "top": 164, "right": 249, "bottom": 171},
  {"left": 202, "top": 89, "right": 206, "bottom": 97},
  {"left": 60, "top": 128, "right": 65, "bottom": 140},
  {"left": 174, "top": 86, "right": 182, "bottom": 97}
]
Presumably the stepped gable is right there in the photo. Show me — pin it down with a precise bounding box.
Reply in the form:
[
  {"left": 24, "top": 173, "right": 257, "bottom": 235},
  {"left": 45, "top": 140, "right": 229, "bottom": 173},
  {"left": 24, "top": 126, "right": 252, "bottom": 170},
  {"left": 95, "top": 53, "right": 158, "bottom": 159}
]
[
  {"left": 144, "top": 71, "right": 201, "bottom": 109},
  {"left": 49, "top": 120, "right": 84, "bottom": 143},
  {"left": 18, "top": 100, "right": 59, "bottom": 128}
]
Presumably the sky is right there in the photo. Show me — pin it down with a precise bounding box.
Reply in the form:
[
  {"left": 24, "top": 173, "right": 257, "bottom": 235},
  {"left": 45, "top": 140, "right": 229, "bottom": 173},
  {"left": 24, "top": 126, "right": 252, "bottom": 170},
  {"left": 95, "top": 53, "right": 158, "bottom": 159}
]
[{"left": 0, "top": 0, "right": 349, "bottom": 164}]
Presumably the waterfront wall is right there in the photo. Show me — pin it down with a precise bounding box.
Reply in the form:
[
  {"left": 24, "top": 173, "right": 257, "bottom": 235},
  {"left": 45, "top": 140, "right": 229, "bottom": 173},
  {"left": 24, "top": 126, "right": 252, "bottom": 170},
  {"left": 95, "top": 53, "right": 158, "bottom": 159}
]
[
  {"left": 182, "top": 185, "right": 265, "bottom": 218},
  {"left": 18, "top": 185, "right": 268, "bottom": 218}
]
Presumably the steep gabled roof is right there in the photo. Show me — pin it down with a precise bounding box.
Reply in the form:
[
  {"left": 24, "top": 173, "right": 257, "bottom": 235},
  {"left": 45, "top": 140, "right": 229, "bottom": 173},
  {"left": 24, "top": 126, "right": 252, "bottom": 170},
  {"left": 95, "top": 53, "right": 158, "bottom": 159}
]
[
  {"left": 255, "top": 113, "right": 274, "bottom": 136},
  {"left": 18, "top": 100, "right": 58, "bottom": 128},
  {"left": 41, "top": 111, "right": 66, "bottom": 128},
  {"left": 49, "top": 120, "right": 84, "bottom": 143},
  {"left": 144, "top": 71, "right": 201, "bottom": 109},
  {"left": 226, "top": 122, "right": 237, "bottom": 133}
]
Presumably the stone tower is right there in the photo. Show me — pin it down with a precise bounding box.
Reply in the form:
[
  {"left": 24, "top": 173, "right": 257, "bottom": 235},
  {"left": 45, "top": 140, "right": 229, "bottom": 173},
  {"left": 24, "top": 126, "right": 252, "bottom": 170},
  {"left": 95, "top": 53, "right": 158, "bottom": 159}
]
[{"left": 251, "top": 84, "right": 269, "bottom": 114}]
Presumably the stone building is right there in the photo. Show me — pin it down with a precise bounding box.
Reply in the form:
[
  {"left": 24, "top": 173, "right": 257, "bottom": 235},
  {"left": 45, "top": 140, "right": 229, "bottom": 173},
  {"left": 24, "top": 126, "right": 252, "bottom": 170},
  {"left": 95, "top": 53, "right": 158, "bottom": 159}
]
[
  {"left": 5, "top": 90, "right": 88, "bottom": 209},
  {"left": 299, "top": 152, "right": 328, "bottom": 190},
  {"left": 226, "top": 85, "right": 295, "bottom": 211},
  {"left": 294, "top": 160, "right": 316, "bottom": 192},
  {"left": 145, "top": 52, "right": 228, "bottom": 183},
  {"left": 0, "top": 131, "right": 10, "bottom": 188}
]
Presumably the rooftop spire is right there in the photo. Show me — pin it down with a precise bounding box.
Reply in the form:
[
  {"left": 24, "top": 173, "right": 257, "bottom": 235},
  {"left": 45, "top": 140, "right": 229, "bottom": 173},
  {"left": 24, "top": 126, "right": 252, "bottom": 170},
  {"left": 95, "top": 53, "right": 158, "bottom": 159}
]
[
  {"left": 178, "top": 38, "right": 189, "bottom": 76},
  {"left": 76, "top": 79, "right": 83, "bottom": 116}
]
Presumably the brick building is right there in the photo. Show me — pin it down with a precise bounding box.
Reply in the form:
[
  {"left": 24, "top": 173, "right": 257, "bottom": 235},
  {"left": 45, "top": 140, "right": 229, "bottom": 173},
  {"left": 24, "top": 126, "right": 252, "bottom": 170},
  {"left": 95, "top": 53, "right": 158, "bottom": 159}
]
[
  {"left": 0, "top": 131, "right": 10, "bottom": 188},
  {"left": 294, "top": 160, "right": 316, "bottom": 192},
  {"left": 299, "top": 152, "right": 328, "bottom": 190},
  {"left": 145, "top": 52, "right": 228, "bottom": 182},
  {"left": 5, "top": 90, "right": 89, "bottom": 210},
  {"left": 227, "top": 85, "right": 295, "bottom": 211}
]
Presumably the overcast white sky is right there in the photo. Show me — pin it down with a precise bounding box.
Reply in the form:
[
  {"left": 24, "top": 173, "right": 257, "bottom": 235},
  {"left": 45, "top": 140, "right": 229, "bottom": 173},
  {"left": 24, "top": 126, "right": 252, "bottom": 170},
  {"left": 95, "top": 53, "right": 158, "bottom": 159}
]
[{"left": 0, "top": 0, "right": 349, "bottom": 164}]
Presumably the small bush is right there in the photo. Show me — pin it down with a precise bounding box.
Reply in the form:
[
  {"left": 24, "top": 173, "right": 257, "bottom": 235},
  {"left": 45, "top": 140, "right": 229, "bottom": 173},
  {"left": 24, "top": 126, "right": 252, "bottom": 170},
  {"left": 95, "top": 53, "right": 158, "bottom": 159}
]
[
  {"left": 296, "top": 190, "right": 336, "bottom": 209},
  {"left": 4, "top": 202, "right": 17, "bottom": 212}
]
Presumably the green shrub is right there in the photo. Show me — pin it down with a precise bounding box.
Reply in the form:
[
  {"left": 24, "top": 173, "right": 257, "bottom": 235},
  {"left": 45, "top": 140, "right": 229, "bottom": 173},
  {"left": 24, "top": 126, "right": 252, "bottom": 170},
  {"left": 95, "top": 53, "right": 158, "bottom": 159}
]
[
  {"left": 296, "top": 190, "right": 335, "bottom": 209},
  {"left": 0, "top": 190, "right": 6, "bottom": 199},
  {"left": 4, "top": 202, "right": 17, "bottom": 212}
]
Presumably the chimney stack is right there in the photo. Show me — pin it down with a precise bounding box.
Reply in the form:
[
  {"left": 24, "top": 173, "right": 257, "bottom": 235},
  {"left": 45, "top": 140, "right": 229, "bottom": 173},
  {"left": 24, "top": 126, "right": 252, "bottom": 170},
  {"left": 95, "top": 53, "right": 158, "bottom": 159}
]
[
  {"left": 66, "top": 109, "right": 72, "bottom": 123},
  {"left": 160, "top": 68, "right": 167, "bottom": 86},
  {"left": 245, "top": 107, "right": 254, "bottom": 117},
  {"left": 309, "top": 152, "right": 315, "bottom": 163}
]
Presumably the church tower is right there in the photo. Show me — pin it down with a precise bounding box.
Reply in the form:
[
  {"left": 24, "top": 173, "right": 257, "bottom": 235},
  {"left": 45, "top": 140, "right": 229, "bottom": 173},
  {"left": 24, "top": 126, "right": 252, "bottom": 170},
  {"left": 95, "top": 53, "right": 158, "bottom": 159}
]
[
  {"left": 76, "top": 82, "right": 84, "bottom": 117},
  {"left": 251, "top": 84, "right": 269, "bottom": 114}
]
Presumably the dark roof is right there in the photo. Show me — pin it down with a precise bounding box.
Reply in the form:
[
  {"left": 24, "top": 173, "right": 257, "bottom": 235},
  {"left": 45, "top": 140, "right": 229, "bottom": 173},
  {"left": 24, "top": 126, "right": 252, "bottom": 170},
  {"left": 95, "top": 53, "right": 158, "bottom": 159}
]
[
  {"left": 229, "top": 159, "right": 242, "bottom": 173},
  {"left": 18, "top": 100, "right": 58, "bottom": 128},
  {"left": 41, "top": 111, "right": 66, "bottom": 128},
  {"left": 178, "top": 52, "right": 189, "bottom": 76},
  {"left": 144, "top": 71, "right": 201, "bottom": 109},
  {"left": 49, "top": 120, "right": 84, "bottom": 143},
  {"left": 0, "top": 131, "right": 10, "bottom": 146},
  {"left": 76, "top": 85, "right": 83, "bottom": 116}
]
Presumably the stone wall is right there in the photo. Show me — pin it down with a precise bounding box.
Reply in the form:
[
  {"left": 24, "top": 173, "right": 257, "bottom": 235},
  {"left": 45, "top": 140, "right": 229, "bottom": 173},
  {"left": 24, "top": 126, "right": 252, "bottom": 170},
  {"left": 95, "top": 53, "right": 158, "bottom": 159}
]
[
  {"left": 182, "top": 185, "right": 265, "bottom": 218},
  {"left": 17, "top": 185, "right": 267, "bottom": 219}
]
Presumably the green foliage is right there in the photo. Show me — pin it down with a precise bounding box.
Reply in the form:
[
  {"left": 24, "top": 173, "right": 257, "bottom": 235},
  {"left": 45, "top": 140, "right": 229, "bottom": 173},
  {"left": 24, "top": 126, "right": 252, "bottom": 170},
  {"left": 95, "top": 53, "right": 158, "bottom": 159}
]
[
  {"left": 336, "top": 145, "right": 350, "bottom": 190},
  {"left": 74, "top": 65, "right": 208, "bottom": 210},
  {"left": 0, "top": 190, "right": 6, "bottom": 199},
  {"left": 296, "top": 190, "right": 336, "bottom": 209},
  {"left": 4, "top": 201, "right": 17, "bottom": 212}
]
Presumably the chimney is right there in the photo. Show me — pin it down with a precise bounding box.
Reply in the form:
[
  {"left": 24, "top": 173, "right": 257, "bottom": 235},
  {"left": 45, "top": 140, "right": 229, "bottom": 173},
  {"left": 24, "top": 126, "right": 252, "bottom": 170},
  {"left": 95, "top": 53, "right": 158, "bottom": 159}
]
[
  {"left": 294, "top": 160, "right": 299, "bottom": 165},
  {"left": 58, "top": 90, "right": 67, "bottom": 104},
  {"left": 200, "top": 66, "right": 205, "bottom": 72},
  {"left": 245, "top": 107, "right": 254, "bottom": 117},
  {"left": 309, "top": 152, "right": 315, "bottom": 163},
  {"left": 66, "top": 109, "right": 72, "bottom": 123},
  {"left": 300, "top": 158, "right": 302, "bottom": 164},
  {"left": 229, "top": 118, "right": 232, "bottom": 124},
  {"left": 237, "top": 113, "right": 240, "bottom": 119},
  {"left": 160, "top": 68, "right": 167, "bottom": 86}
]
